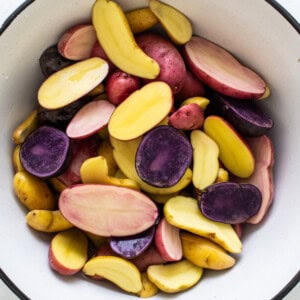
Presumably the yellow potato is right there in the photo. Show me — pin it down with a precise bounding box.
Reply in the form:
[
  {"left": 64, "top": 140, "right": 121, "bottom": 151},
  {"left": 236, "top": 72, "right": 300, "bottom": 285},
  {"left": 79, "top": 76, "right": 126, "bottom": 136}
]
[
  {"left": 215, "top": 167, "right": 229, "bottom": 183},
  {"left": 126, "top": 7, "right": 158, "bottom": 34},
  {"left": 26, "top": 210, "right": 73, "bottom": 232},
  {"left": 97, "top": 139, "right": 118, "bottom": 176},
  {"left": 147, "top": 259, "right": 203, "bottom": 293},
  {"left": 48, "top": 178, "right": 66, "bottom": 193},
  {"left": 83, "top": 256, "right": 142, "bottom": 293},
  {"left": 181, "top": 96, "right": 210, "bottom": 111},
  {"left": 13, "top": 171, "right": 56, "bottom": 210},
  {"left": 12, "top": 144, "right": 24, "bottom": 172},
  {"left": 181, "top": 232, "right": 236, "bottom": 270},
  {"left": 137, "top": 272, "right": 159, "bottom": 298},
  {"left": 12, "top": 110, "right": 38, "bottom": 144},
  {"left": 80, "top": 155, "right": 140, "bottom": 190}
]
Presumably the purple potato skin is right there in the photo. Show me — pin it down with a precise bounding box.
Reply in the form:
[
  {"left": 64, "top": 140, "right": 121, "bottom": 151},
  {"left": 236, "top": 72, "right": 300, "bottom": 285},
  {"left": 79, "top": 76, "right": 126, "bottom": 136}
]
[
  {"left": 209, "top": 91, "right": 273, "bottom": 137},
  {"left": 110, "top": 226, "right": 156, "bottom": 259},
  {"left": 198, "top": 182, "right": 262, "bottom": 224},
  {"left": 135, "top": 126, "right": 193, "bottom": 188},
  {"left": 39, "top": 45, "right": 73, "bottom": 77},
  {"left": 20, "top": 126, "right": 70, "bottom": 179}
]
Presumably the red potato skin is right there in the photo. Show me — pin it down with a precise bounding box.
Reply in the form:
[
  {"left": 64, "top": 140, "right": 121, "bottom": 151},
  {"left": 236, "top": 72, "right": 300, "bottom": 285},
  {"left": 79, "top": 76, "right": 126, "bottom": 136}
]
[
  {"left": 183, "top": 36, "right": 266, "bottom": 99},
  {"left": 58, "top": 24, "right": 97, "bottom": 61},
  {"left": 135, "top": 33, "right": 186, "bottom": 95},
  {"left": 168, "top": 103, "right": 204, "bottom": 130},
  {"left": 106, "top": 70, "right": 141, "bottom": 105},
  {"left": 175, "top": 70, "right": 206, "bottom": 103},
  {"left": 234, "top": 135, "right": 274, "bottom": 224},
  {"left": 48, "top": 246, "right": 80, "bottom": 276}
]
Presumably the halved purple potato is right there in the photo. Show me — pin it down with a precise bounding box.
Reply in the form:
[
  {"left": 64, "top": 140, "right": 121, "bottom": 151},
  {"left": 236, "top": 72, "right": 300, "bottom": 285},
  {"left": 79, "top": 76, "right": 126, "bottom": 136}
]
[
  {"left": 135, "top": 125, "right": 193, "bottom": 188},
  {"left": 198, "top": 181, "right": 262, "bottom": 224},
  {"left": 20, "top": 126, "right": 70, "bottom": 178},
  {"left": 109, "top": 226, "right": 155, "bottom": 259},
  {"left": 209, "top": 91, "right": 273, "bottom": 137}
]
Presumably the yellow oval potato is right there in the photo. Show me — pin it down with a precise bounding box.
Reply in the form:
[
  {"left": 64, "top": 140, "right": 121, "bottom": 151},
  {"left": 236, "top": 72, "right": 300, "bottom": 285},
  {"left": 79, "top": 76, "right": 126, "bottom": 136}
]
[
  {"left": 204, "top": 115, "right": 255, "bottom": 178},
  {"left": 26, "top": 210, "right": 73, "bottom": 232},
  {"left": 93, "top": 0, "right": 159, "bottom": 79},
  {"left": 137, "top": 272, "right": 159, "bottom": 298},
  {"left": 164, "top": 196, "right": 242, "bottom": 253},
  {"left": 147, "top": 259, "right": 203, "bottom": 293},
  {"left": 181, "top": 232, "right": 236, "bottom": 270},
  {"left": 12, "top": 144, "right": 23, "bottom": 172},
  {"left": 126, "top": 7, "right": 158, "bottom": 34},
  {"left": 110, "top": 136, "right": 192, "bottom": 195},
  {"left": 181, "top": 96, "right": 210, "bottom": 110},
  {"left": 108, "top": 82, "right": 173, "bottom": 140},
  {"left": 38, "top": 57, "right": 108, "bottom": 109},
  {"left": 83, "top": 256, "right": 142, "bottom": 293},
  {"left": 191, "top": 130, "right": 219, "bottom": 190},
  {"left": 13, "top": 171, "right": 56, "bottom": 210},
  {"left": 97, "top": 139, "right": 118, "bottom": 176}
]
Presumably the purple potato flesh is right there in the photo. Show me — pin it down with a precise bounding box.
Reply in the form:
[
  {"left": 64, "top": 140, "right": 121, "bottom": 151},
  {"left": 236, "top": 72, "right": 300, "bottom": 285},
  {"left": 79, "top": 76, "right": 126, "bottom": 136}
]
[
  {"left": 110, "top": 226, "right": 155, "bottom": 259},
  {"left": 209, "top": 91, "right": 273, "bottom": 137},
  {"left": 135, "top": 126, "right": 193, "bottom": 188},
  {"left": 20, "top": 126, "right": 70, "bottom": 179},
  {"left": 199, "top": 182, "right": 262, "bottom": 224}
]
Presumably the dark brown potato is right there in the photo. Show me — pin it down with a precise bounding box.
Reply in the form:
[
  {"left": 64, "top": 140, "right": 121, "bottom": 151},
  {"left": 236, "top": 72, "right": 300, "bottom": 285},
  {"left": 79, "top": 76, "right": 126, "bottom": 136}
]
[
  {"left": 198, "top": 181, "right": 262, "bottom": 224},
  {"left": 39, "top": 45, "right": 73, "bottom": 77},
  {"left": 209, "top": 91, "right": 273, "bottom": 137}
]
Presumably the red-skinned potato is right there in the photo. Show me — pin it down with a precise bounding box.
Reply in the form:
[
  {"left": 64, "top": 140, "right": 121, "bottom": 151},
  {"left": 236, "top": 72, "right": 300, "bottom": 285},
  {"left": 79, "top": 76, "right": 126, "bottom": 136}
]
[
  {"left": 135, "top": 33, "right": 186, "bottom": 94},
  {"left": 49, "top": 228, "right": 88, "bottom": 275},
  {"left": 233, "top": 135, "right": 274, "bottom": 224},
  {"left": 155, "top": 217, "right": 182, "bottom": 261},
  {"left": 175, "top": 70, "right": 206, "bottom": 103},
  {"left": 184, "top": 36, "right": 266, "bottom": 99},
  {"left": 168, "top": 103, "right": 204, "bottom": 130},
  {"left": 106, "top": 69, "right": 141, "bottom": 105},
  {"left": 58, "top": 24, "right": 97, "bottom": 61}
]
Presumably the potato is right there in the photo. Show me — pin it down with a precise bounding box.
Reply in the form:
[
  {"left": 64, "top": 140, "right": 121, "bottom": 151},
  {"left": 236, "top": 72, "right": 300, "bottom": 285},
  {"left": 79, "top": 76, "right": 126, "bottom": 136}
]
[
  {"left": 135, "top": 33, "right": 186, "bottom": 94},
  {"left": 13, "top": 171, "right": 56, "bottom": 210}
]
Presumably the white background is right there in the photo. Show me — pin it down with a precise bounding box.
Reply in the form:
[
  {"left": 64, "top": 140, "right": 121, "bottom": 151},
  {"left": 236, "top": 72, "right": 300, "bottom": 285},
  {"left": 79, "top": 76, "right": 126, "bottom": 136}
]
[{"left": 0, "top": 0, "right": 299, "bottom": 299}]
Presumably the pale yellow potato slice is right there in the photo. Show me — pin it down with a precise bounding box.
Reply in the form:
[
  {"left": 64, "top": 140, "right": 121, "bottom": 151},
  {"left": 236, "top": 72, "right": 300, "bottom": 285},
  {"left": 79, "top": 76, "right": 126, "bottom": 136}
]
[
  {"left": 147, "top": 259, "right": 203, "bottom": 293},
  {"left": 83, "top": 256, "right": 142, "bottom": 294},
  {"left": 164, "top": 196, "right": 242, "bottom": 253}
]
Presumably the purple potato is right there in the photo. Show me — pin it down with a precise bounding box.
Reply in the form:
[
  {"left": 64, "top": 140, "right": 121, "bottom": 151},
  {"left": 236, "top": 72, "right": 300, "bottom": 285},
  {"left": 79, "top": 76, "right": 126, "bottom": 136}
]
[
  {"left": 198, "top": 182, "right": 262, "bottom": 224},
  {"left": 209, "top": 91, "right": 273, "bottom": 137},
  {"left": 110, "top": 226, "right": 155, "bottom": 259},
  {"left": 20, "top": 126, "right": 70, "bottom": 179},
  {"left": 135, "top": 126, "right": 193, "bottom": 188},
  {"left": 39, "top": 45, "right": 73, "bottom": 77}
]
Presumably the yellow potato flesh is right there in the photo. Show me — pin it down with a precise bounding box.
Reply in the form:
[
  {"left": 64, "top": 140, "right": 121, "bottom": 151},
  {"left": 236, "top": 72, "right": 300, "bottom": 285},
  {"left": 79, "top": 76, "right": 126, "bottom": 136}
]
[
  {"left": 108, "top": 81, "right": 173, "bottom": 140},
  {"left": 93, "top": 0, "right": 159, "bottom": 79},
  {"left": 204, "top": 115, "right": 255, "bottom": 178},
  {"left": 80, "top": 155, "right": 140, "bottom": 190},
  {"left": 164, "top": 196, "right": 242, "bottom": 253},
  {"left": 149, "top": 0, "right": 192, "bottom": 44},
  {"left": 38, "top": 57, "right": 108, "bottom": 109},
  {"left": 110, "top": 136, "right": 192, "bottom": 195},
  {"left": 137, "top": 272, "right": 159, "bottom": 298},
  {"left": 181, "top": 232, "right": 236, "bottom": 270},
  {"left": 83, "top": 256, "right": 142, "bottom": 293},
  {"left": 181, "top": 96, "right": 210, "bottom": 110},
  {"left": 147, "top": 259, "right": 203, "bottom": 293},
  {"left": 191, "top": 130, "right": 219, "bottom": 190}
]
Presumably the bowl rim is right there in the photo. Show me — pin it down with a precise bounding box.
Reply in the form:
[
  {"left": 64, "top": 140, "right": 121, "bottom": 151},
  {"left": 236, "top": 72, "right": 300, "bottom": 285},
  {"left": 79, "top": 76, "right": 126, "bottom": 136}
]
[{"left": 0, "top": 1, "right": 299, "bottom": 299}]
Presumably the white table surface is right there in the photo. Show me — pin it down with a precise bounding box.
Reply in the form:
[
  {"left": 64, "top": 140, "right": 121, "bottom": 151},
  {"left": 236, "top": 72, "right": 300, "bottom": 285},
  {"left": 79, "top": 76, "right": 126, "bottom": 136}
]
[{"left": 0, "top": 0, "right": 299, "bottom": 299}]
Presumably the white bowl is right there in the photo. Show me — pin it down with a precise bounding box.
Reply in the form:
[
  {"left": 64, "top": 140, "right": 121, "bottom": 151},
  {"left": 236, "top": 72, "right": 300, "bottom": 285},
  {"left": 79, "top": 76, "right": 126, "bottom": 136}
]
[{"left": 0, "top": 0, "right": 299, "bottom": 299}]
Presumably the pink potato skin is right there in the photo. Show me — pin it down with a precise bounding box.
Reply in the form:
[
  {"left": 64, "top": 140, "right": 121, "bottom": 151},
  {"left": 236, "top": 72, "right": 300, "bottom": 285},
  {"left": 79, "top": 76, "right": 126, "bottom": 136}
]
[
  {"left": 183, "top": 36, "right": 266, "bottom": 99},
  {"left": 234, "top": 135, "right": 274, "bottom": 224},
  {"left": 106, "top": 69, "right": 141, "bottom": 105},
  {"left": 168, "top": 103, "right": 204, "bottom": 130},
  {"left": 175, "top": 70, "right": 206, "bottom": 103},
  {"left": 135, "top": 33, "right": 186, "bottom": 95},
  {"left": 58, "top": 24, "right": 97, "bottom": 61},
  {"left": 48, "top": 247, "right": 80, "bottom": 276}
]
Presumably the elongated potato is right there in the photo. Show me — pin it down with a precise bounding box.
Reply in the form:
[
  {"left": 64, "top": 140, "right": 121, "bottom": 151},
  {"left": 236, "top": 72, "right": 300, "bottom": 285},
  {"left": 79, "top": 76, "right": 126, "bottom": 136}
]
[
  {"left": 26, "top": 210, "right": 73, "bottom": 232},
  {"left": 137, "top": 272, "right": 159, "bottom": 298},
  {"left": 12, "top": 145, "right": 24, "bottom": 172},
  {"left": 181, "top": 232, "right": 236, "bottom": 270},
  {"left": 13, "top": 171, "right": 56, "bottom": 210},
  {"left": 92, "top": 0, "right": 159, "bottom": 79}
]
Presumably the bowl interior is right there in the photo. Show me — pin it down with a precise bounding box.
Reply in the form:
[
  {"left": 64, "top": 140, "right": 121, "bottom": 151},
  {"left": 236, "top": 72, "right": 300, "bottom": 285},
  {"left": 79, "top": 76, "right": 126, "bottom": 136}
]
[{"left": 0, "top": 0, "right": 299, "bottom": 299}]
